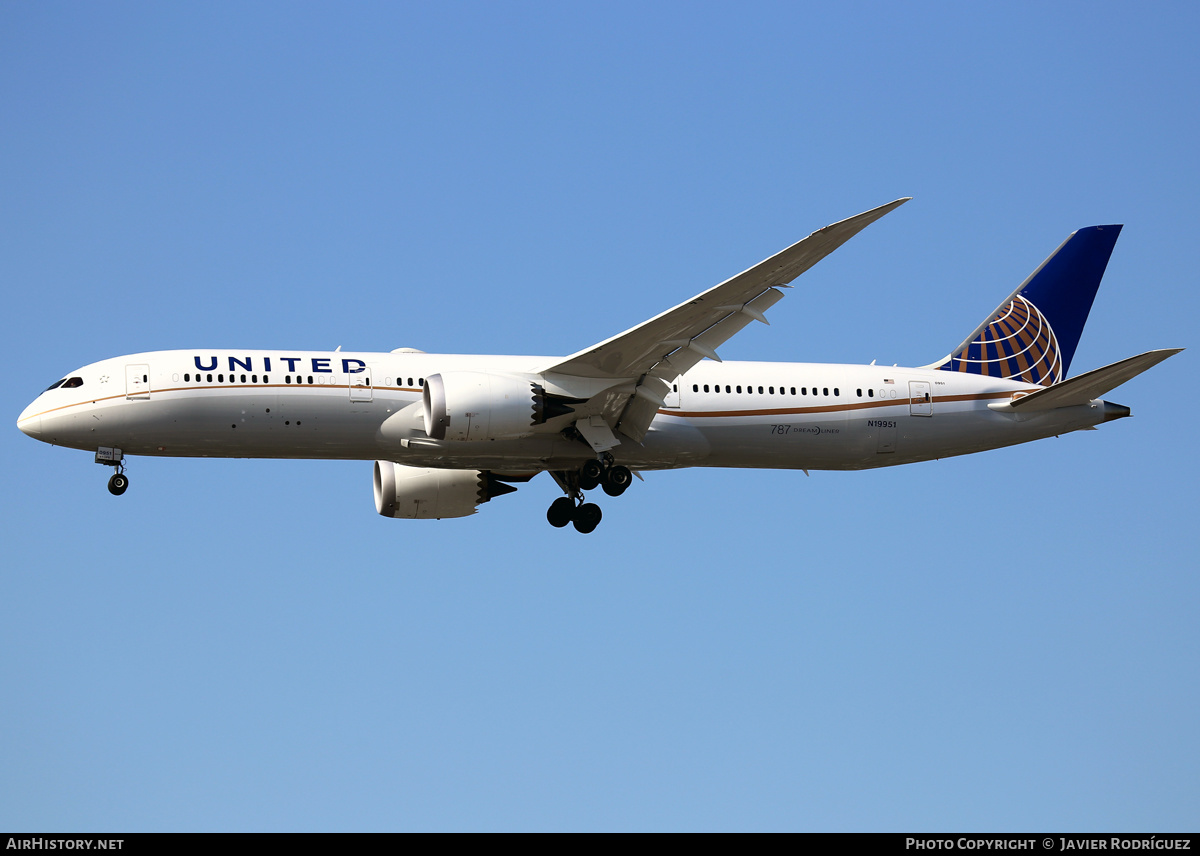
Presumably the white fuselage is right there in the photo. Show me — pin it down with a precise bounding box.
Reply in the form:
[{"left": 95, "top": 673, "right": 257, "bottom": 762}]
[{"left": 16, "top": 349, "right": 1117, "bottom": 474}]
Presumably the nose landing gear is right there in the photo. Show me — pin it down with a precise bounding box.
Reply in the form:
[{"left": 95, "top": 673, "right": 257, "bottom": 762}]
[
  {"left": 546, "top": 456, "right": 634, "bottom": 532},
  {"left": 96, "top": 447, "right": 129, "bottom": 496},
  {"left": 108, "top": 471, "right": 129, "bottom": 496}
]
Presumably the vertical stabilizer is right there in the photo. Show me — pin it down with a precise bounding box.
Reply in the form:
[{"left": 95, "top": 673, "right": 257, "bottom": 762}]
[{"left": 934, "top": 225, "right": 1122, "bottom": 385}]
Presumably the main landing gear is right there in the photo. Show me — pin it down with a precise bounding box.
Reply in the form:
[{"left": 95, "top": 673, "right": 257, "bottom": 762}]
[
  {"left": 546, "top": 456, "right": 634, "bottom": 533},
  {"left": 546, "top": 495, "right": 602, "bottom": 533},
  {"left": 95, "top": 446, "right": 129, "bottom": 496}
]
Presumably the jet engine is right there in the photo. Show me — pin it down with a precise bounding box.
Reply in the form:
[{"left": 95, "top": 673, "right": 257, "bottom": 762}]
[
  {"left": 373, "top": 461, "right": 517, "bottom": 519},
  {"left": 423, "top": 372, "right": 579, "bottom": 441}
]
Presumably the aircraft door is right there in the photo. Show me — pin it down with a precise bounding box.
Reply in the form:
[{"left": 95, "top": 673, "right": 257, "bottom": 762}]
[
  {"left": 349, "top": 367, "right": 373, "bottom": 402},
  {"left": 125, "top": 364, "right": 151, "bottom": 400},
  {"left": 909, "top": 380, "right": 932, "bottom": 416}
]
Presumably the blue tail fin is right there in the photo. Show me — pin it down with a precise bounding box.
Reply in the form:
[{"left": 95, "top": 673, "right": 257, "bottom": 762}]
[{"left": 934, "top": 225, "right": 1122, "bottom": 385}]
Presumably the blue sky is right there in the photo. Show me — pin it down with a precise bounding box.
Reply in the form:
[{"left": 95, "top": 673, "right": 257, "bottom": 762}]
[{"left": 2, "top": 2, "right": 1197, "bottom": 831}]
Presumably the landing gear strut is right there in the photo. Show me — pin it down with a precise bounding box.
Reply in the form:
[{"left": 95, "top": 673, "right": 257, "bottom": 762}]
[
  {"left": 546, "top": 457, "right": 633, "bottom": 532},
  {"left": 96, "top": 446, "right": 129, "bottom": 496}
]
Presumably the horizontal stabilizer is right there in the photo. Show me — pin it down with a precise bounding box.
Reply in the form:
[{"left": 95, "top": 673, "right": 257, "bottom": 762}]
[{"left": 1005, "top": 348, "right": 1182, "bottom": 411}]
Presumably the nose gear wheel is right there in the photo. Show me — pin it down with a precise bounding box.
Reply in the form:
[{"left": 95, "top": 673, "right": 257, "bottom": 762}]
[
  {"left": 96, "top": 447, "right": 129, "bottom": 496},
  {"left": 108, "top": 472, "right": 129, "bottom": 496}
]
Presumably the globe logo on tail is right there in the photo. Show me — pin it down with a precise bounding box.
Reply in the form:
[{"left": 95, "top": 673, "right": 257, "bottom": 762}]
[{"left": 943, "top": 294, "right": 1062, "bottom": 386}]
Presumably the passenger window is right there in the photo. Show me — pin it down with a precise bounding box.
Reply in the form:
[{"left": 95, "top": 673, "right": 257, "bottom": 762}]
[
  {"left": 857, "top": 388, "right": 862, "bottom": 397},
  {"left": 769, "top": 386, "right": 774, "bottom": 394},
  {"left": 790, "top": 387, "right": 795, "bottom": 395},
  {"left": 285, "top": 376, "right": 292, "bottom": 384},
  {"left": 308, "top": 376, "right": 314, "bottom": 384},
  {"left": 206, "top": 374, "right": 213, "bottom": 382},
  {"left": 823, "top": 387, "right": 829, "bottom": 396},
  {"left": 834, "top": 388, "right": 839, "bottom": 396},
  {"left": 183, "top": 374, "right": 190, "bottom": 383},
  {"left": 757, "top": 386, "right": 763, "bottom": 394},
  {"left": 869, "top": 389, "right": 874, "bottom": 397},
  {"left": 736, "top": 385, "right": 742, "bottom": 394},
  {"left": 218, "top": 374, "right": 224, "bottom": 382},
  {"left": 241, "top": 374, "right": 247, "bottom": 383},
  {"left": 252, "top": 375, "right": 258, "bottom": 383}
]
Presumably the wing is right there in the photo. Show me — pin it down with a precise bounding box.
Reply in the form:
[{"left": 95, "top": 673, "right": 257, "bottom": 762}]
[{"left": 540, "top": 198, "right": 910, "bottom": 442}]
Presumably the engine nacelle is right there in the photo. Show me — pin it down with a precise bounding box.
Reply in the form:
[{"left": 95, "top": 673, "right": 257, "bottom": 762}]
[
  {"left": 423, "top": 371, "right": 539, "bottom": 441},
  {"left": 373, "top": 461, "right": 515, "bottom": 519}
]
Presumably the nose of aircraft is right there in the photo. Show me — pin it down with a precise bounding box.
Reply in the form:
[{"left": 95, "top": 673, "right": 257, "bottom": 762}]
[{"left": 17, "top": 400, "right": 43, "bottom": 438}]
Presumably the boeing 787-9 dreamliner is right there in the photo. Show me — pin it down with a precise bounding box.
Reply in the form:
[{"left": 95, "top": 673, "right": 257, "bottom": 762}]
[{"left": 17, "top": 199, "right": 1181, "bottom": 532}]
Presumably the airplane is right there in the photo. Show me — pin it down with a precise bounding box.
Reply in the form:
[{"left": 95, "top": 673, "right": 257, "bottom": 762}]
[{"left": 16, "top": 199, "right": 1181, "bottom": 533}]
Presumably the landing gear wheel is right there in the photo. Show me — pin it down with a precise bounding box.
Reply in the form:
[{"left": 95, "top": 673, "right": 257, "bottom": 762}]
[
  {"left": 572, "top": 502, "right": 603, "bottom": 534},
  {"left": 602, "top": 464, "right": 632, "bottom": 497},
  {"left": 108, "top": 473, "right": 129, "bottom": 496},
  {"left": 547, "top": 497, "right": 574, "bottom": 528},
  {"left": 579, "top": 459, "right": 603, "bottom": 491}
]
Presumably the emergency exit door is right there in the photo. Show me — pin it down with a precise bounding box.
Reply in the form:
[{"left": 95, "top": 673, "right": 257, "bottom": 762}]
[
  {"left": 349, "top": 368, "right": 373, "bottom": 402},
  {"left": 909, "top": 380, "right": 932, "bottom": 416},
  {"left": 125, "top": 364, "right": 150, "bottom": 400}
]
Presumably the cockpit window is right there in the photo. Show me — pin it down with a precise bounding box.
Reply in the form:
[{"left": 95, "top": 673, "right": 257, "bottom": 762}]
[
  {"left": 44, "top": 379, "right": 65, "bottom": 391},
  {"left": 61, "top": 377, "right": 84, "bottom": 388}
]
